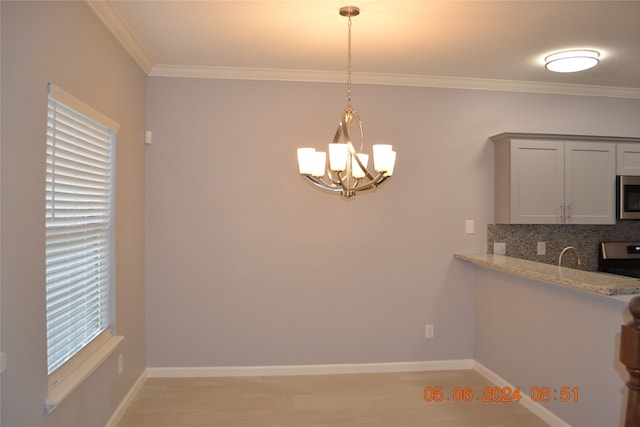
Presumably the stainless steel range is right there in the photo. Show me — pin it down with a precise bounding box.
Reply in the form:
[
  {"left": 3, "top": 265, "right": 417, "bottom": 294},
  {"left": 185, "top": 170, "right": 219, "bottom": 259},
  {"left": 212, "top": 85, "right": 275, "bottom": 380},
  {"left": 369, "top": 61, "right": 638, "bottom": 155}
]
[{"left": 599, "top": 242, "right": 640, "bottom": 278}]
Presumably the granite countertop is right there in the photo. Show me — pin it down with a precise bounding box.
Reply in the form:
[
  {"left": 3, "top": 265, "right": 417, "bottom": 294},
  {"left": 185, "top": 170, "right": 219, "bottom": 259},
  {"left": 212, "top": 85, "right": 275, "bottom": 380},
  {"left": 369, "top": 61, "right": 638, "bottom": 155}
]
[{"left": 454, "top": 253, "right": 640, "bottom": 296}]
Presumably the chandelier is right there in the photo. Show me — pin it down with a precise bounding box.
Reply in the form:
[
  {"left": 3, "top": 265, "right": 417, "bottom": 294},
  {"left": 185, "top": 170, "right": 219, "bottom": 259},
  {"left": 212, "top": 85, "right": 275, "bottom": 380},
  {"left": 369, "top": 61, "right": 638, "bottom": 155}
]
[{"left": 296, "top": 6, "right": 396, "bottom": 199}]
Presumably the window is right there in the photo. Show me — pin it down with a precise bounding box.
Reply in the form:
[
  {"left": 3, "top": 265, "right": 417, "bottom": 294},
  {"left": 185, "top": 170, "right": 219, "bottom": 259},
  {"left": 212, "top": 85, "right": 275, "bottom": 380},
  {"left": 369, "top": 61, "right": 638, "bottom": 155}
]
[{"left": 45, "top": 84, "right": 122, "bottom": 411}]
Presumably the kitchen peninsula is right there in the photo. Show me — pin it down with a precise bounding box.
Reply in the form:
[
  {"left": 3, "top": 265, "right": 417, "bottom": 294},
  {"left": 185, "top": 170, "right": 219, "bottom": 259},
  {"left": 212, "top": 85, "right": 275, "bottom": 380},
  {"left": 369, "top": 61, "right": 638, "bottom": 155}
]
[
  {"left": 455, "top": 253, "right": 640, "bottom": 296},
  {"left": 457, "top": 252, "right": 632, "bottom": 427}
]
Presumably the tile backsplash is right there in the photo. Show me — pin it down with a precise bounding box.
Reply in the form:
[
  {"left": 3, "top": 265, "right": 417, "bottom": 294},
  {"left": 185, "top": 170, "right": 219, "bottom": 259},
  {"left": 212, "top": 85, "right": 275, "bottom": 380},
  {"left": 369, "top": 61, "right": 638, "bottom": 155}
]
[{"left": 487, "top": 222, "right": 640, "bottom": 271}]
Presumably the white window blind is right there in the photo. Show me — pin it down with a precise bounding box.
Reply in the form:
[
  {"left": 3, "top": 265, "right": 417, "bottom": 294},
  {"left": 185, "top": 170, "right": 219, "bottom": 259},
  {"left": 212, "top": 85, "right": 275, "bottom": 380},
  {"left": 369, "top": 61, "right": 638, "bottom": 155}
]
[{"left": 46, "top": 84, "right": 118, "bottom": 375}]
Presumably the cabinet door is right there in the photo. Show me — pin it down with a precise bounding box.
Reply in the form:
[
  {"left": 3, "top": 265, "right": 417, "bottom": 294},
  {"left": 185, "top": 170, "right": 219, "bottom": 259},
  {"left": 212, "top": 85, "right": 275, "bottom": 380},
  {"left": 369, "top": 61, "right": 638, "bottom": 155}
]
[
  {"left": 617, "top": 143, "right": 640, "bottom": 176},
  {"left": 565, "top": 141, "right": 616, "bottom": 224},
  {"left": 510, "top": 140, "right": 564, "bottom": 224}
]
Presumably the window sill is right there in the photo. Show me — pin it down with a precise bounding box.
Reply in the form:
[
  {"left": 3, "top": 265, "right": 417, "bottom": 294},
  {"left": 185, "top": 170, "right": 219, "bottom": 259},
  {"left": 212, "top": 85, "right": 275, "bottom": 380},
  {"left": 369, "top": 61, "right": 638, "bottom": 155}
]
[{"left": 45, "top": 335, "right": 124, "bottom": 414}]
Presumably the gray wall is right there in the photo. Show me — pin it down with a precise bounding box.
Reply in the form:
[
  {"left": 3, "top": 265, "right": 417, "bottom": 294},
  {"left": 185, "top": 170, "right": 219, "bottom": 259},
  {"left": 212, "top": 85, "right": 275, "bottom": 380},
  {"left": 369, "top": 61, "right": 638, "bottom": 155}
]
[
  {"left": 145, "top": 77, "right": 640, "bottom": 368},
  {"left": 145, "top": 79, "right": 485, "bottom": 366},
  {"left": 1, "top": 2, "right": 146, "bottom": 426},
  {"left": 473, "top": 265, "right": 630, "bottom": 427}
]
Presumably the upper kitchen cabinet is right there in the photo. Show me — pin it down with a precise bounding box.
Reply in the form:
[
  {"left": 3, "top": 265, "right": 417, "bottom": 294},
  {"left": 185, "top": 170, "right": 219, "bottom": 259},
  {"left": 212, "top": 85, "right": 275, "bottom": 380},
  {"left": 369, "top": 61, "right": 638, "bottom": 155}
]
[
  {"left": 492, "top": 133, "right": 616, "bottom": 225},
  {"left": 617, "top": 143, "right": 640, "bottom": 176}
]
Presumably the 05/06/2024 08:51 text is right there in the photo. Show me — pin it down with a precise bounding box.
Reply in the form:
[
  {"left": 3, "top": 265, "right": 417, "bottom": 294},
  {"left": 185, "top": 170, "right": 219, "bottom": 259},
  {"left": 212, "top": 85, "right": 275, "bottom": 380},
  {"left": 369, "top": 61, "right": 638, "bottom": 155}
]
[{"left": 423, "top": 386, "right": 579, "bottom": 403}]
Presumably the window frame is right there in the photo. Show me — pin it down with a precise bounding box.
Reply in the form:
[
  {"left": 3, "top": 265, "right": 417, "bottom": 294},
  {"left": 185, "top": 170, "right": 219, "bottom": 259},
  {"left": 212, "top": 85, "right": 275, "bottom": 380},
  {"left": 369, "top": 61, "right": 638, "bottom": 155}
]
[{"left": 45, "top": 84, "right": 123, "bottom": 413}]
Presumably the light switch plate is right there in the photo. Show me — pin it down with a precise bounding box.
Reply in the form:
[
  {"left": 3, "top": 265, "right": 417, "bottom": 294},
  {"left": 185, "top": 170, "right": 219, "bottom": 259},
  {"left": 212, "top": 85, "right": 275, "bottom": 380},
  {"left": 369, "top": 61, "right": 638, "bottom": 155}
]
[
  {"left": 465, "top": 219, "right": 475, "bottom": 234},
  {"left": 494, "top": 242, "right": 506, "bottom": 255}
]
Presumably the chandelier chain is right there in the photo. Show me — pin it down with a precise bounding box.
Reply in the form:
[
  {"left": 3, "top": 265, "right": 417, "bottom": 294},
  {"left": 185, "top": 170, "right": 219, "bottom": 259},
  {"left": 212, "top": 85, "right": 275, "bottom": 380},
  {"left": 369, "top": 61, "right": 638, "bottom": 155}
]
[{"left": 346, "top": 13, "right": 352, "bottom": 109}]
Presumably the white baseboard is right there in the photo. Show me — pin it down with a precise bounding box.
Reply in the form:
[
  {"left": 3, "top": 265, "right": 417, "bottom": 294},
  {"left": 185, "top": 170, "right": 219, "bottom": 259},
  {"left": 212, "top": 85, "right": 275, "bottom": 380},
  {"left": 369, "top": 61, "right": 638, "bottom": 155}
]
[
  {"left": 146, "top": 359, "right": 475, "bottom": 378},
  {"left": 104, "top": 369, "right": 147, "bottom": 427},
  {"left": 473, "top": 361, "right": 571, "bottom": 427}
]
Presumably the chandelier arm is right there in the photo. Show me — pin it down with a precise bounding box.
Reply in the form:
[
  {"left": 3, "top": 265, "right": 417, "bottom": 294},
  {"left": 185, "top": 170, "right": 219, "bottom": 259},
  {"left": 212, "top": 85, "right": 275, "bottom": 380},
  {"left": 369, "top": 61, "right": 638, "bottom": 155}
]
[
  {"left": 341, "top": 109, "right": 353, "bottom": 143},
  {"left": 343, "top": 109, "right": 375, "bottom": 180},
  {"left": 348, "top": 172, "right": 390, "bottom": 192},
  {"left": 349, "top": 109, "right": 365, "bottom": 153},
  {"left": 303, "top": 175, "right": 343, "bottom": 193},
  {"left": 334, "top": 169, "right": 350, "bottom": 195},
  {"left": 304, "top": 171, "right": 388, "bottom": 195},
  {"left": 326, "top": 168, "right": 344, "bottom": 186},
  {"left": 332, "top": 122, "right": 343, "bottom": 144},
  {"left": 347, "top": 139, "right": 376, "bottom": 181}
]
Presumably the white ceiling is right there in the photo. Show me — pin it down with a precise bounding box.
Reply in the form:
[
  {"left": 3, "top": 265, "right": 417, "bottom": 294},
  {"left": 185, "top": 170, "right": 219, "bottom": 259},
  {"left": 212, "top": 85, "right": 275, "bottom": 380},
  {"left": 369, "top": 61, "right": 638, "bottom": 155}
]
[{"left": 92, "top": 1, "right": 640, "bottom": 97}]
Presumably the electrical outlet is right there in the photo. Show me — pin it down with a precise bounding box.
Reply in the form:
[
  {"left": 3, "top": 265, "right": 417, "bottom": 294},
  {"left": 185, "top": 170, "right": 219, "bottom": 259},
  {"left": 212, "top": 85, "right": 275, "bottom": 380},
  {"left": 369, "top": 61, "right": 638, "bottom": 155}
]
[
  {"left": 537, "top": 242, "right": 546, "bottom": 255},
  {"left": 494, "top": 242, "right": 506, "bottom": 255},
  {"left": 425, "top": 324, "right": 434, "bottom": 339}
]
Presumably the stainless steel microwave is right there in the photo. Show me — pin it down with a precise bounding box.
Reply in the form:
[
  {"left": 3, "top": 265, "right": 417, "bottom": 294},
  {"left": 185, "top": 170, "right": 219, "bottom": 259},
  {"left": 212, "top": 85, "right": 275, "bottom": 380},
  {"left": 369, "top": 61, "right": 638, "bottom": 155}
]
[{"left": 618, "top": 176, "right": 640, "bottom": 219}]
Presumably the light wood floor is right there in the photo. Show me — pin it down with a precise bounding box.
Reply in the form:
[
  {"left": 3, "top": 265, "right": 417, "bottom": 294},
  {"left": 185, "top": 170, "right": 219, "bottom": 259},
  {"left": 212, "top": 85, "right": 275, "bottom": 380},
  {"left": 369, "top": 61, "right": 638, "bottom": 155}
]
[{"left": 116, "top": 370, "right": 550, "bottom": 427}]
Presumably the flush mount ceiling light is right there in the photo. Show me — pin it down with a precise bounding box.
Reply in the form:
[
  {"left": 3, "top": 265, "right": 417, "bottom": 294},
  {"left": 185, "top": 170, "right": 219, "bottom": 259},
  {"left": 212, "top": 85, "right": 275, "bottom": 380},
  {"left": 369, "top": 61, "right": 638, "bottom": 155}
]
[
  {"left": 296, "top": 6, "right": 396, "bottom": 199},
  {"left": 544, "top": 49, "right": 600, "bottom": 73}
]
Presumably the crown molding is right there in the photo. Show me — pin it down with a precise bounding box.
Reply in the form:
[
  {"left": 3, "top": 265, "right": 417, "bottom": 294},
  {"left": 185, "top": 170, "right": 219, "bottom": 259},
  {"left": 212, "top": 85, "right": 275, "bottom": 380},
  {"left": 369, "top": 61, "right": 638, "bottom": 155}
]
[
  {"left": 150, "top": 65, "right": 346, "bottom": 83},
  {"left": 85, "top": 0, "right": 153, "bottom": 74},
  {"left": 150, "top": 65, "right": 640, "bottom": 99}
]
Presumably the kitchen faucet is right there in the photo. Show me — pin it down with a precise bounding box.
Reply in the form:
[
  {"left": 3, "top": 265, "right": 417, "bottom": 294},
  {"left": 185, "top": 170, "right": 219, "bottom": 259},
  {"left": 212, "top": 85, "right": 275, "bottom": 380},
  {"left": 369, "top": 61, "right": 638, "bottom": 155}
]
[{"left": 559, "top": 246, "right": 582, "bottom": 268}]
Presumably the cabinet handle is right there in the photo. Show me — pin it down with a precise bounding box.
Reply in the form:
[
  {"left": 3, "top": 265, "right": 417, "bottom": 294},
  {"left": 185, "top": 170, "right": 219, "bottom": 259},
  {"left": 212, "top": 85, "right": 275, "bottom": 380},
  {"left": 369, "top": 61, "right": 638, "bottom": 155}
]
[
  {"left": 560, "top": 205, "right": 564, "bottom": 222},
  {"left": 567, "top": 204, "right": 571, "bottom": 221}
]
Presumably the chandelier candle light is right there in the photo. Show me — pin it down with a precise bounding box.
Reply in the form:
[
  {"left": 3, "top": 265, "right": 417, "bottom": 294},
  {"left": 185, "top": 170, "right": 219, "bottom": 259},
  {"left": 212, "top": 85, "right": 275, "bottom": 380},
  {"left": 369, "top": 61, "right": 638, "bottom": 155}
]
[{"left": 296, "top": 6, "right": 396, "bottom": 199}]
